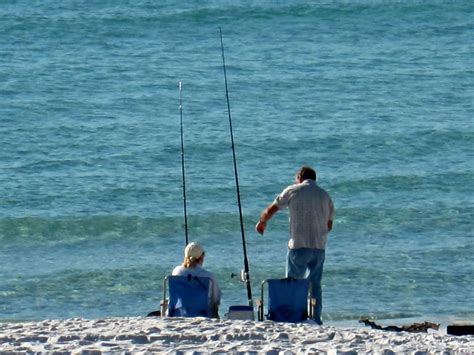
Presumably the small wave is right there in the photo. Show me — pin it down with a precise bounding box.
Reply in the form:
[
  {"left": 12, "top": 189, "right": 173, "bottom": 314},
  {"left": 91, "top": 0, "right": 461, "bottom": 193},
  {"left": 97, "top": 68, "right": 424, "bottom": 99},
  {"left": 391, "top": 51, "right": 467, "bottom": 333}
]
[
  {"left": 332, "top": 171, "right": 474, "bottom": 195},
  {"left": 0, "top": 216, "right": 182, "bottom": 246},
  {"left": 0, "top": 212, "right": 264, "bottom": 247}
]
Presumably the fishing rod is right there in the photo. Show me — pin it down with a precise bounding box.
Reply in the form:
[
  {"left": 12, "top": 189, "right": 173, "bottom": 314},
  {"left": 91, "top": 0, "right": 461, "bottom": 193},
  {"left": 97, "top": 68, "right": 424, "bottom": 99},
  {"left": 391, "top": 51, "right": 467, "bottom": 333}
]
[
  {"left": 178, "top": 81, "right": 189, "bottom": 246},
  {"left": 219, "top": 27, "right": 253, "bottom": 307}
]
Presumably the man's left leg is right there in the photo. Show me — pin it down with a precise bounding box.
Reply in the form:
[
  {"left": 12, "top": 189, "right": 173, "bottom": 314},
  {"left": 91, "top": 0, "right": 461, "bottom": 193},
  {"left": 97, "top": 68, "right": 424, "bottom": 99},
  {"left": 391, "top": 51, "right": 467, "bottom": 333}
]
[{"left": 286, "top": 248, "right": 312, "bottom": 278}]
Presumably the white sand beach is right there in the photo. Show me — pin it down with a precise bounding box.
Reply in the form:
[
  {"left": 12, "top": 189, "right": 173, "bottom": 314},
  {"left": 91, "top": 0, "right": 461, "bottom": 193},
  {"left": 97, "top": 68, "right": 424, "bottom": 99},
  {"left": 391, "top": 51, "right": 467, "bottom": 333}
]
[{"left": 0, "top": 316, "right": 472, "bottom": 354}]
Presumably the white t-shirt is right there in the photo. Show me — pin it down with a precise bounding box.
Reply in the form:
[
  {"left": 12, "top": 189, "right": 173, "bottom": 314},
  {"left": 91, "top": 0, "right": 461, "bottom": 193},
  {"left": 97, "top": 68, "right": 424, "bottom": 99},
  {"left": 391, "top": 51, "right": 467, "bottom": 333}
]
[
  {"left": 172, "top": 264, "right": 222, "bottom": 305},
  {"left": 275, "top": 179, "right": 334, "bottom": 250}
]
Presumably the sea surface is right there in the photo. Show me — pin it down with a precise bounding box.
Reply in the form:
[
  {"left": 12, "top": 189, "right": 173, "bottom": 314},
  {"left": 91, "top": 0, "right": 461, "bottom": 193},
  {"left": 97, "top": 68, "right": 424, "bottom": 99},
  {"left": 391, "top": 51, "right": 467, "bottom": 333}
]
[{"left": 1, "top": 0, "right": 472, "bottom": 324}]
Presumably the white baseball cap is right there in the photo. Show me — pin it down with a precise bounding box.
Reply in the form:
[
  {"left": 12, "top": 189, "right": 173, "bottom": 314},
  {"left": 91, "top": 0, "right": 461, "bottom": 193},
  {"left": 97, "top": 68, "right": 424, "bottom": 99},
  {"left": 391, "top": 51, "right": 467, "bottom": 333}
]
[{"left": 184, "top": 242, "right": 204, "bottom": 259}]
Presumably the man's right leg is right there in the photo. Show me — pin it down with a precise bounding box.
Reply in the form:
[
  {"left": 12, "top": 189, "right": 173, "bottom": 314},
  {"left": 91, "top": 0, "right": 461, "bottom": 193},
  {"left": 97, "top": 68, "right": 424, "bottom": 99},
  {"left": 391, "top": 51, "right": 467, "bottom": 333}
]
[{"left": 307, "top": 249, "right": 325, "bottom": 325}]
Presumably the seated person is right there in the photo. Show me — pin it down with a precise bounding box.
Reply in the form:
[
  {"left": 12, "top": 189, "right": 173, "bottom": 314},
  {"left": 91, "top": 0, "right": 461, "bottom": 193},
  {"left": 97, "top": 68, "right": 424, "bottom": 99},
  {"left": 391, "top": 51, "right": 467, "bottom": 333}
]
[{"left": 172, "top": 242, "right": 222, "bottom": 318}]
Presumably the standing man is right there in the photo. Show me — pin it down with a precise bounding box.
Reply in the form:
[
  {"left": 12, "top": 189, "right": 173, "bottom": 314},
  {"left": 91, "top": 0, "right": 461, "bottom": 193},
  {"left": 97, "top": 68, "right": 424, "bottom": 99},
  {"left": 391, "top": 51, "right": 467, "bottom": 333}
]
[{"left": 255, "top": 166, "right": 334, "bottom": 325}]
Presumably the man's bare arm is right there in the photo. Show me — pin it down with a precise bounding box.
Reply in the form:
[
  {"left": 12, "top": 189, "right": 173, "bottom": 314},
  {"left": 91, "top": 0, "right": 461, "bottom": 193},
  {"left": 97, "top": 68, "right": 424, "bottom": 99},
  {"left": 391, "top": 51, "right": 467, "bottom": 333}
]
[{"left": 255, "top": 203, "right": 279, "bottom": 235}]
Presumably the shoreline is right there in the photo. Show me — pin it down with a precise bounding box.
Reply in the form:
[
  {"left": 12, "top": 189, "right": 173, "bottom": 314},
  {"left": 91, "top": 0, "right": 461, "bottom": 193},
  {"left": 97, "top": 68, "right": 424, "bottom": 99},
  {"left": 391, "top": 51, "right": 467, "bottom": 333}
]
[{"left": 1, "top": 316, "right": 472, "bottom": 353}]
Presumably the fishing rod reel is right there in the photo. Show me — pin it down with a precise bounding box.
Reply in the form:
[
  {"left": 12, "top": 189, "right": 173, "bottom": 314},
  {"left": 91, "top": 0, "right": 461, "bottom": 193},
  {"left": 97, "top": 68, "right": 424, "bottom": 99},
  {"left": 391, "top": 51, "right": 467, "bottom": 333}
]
[{"left": 230, "top": 269, "right": 249, "bottom": 283}]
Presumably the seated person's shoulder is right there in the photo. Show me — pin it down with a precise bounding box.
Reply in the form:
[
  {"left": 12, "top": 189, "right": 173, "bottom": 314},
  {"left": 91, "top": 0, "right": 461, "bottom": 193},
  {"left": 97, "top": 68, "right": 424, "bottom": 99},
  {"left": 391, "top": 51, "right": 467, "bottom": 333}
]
[
  {"left": 194, "top": 266, "right": 213, "bottom": 279},
  {"left": 172, "top": 265, "right": 187, "bottom": 276}
]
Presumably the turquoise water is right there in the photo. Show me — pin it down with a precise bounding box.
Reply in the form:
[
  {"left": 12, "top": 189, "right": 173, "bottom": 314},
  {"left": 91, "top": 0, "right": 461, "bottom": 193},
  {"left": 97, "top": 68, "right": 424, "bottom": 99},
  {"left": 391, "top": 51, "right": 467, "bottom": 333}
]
[{"left": 1, "top": 0, "right": 472, "bottom": 323}]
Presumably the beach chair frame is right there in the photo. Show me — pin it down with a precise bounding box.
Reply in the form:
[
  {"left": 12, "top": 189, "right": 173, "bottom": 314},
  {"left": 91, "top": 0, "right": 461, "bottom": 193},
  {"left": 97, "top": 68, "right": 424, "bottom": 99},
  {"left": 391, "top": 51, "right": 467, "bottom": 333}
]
[
  {"left": 160, "top": 275, "right": 214, "bottom": 318},
  {"left": 257, "top": 277, "right": 315, "bottom": 322}
]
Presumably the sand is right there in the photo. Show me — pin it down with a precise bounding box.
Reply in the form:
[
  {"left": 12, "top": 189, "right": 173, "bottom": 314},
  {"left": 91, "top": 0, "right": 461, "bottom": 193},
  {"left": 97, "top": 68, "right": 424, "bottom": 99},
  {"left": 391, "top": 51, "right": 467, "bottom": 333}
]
[{"left": 0, "top": 316, "right": 472, "bottom": 354}]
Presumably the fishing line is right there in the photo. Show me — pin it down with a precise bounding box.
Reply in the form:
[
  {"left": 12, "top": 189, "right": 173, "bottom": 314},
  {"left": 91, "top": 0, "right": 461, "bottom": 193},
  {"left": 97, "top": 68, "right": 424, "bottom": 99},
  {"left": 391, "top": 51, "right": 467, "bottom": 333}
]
[
  {"left": 219, "top": 27, "right": 253, "bottom": 307},
  {"left": 178, "top": 81, "right": 189, "bottom": 246}
]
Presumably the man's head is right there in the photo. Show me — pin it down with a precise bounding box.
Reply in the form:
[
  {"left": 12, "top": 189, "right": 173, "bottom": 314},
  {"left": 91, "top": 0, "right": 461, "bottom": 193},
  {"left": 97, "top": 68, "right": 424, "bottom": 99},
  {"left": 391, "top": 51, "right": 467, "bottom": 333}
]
[{"left": 296, "top": 166, "right": 317, "bottom": 183}]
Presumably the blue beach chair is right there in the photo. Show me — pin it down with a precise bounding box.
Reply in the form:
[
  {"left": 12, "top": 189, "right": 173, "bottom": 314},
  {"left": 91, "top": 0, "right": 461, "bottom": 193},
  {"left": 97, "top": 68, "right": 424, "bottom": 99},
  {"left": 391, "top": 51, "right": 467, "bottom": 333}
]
[
  {"left": 258, "top": 277, "right": 313, "bottom": 323},
  {"left": 161, "top": 275, "right": 214, "bottom": 318}
]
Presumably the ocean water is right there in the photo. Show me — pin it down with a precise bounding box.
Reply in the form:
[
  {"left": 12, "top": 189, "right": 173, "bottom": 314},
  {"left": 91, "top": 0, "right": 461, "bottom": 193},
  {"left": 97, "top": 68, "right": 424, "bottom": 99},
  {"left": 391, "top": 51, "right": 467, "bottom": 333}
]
[{"left": 1, "top": 0, "right": 472, "bottom": 324}]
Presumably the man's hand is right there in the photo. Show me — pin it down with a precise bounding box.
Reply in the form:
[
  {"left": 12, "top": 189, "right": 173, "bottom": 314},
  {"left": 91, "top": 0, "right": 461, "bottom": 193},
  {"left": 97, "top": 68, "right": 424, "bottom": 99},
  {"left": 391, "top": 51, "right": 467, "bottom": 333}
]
[
  {"left": 256, "top": 203, "right": 278, "bottom": 235},
  {"left": 255, "top": 220, "right": 266, "bottom": 235}
]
